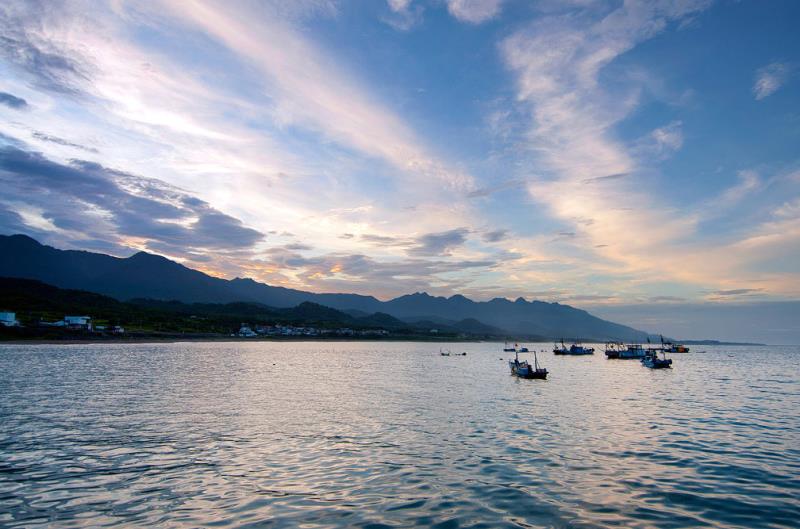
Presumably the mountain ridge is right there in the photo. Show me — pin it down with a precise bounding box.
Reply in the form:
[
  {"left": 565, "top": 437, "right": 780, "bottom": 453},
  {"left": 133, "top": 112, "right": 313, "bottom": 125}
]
[{"left": 0, "top": 233, "right": 653, "bottom": 340}]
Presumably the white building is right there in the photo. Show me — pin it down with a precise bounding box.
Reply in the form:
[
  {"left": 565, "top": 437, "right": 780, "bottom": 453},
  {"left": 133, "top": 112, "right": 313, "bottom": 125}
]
[
  {"left": 238, "top": 324, "right": 257, "bottom": 337},
  {"left": 0, "top": 312, "right": 20, "bottom": 327},
  {"left": 64, "top": 316, "right": 92, "bottom": 330}
]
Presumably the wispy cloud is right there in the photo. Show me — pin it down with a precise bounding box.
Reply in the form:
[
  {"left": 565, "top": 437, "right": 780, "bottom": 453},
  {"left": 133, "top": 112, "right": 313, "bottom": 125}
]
[
  {"left": 409, "top": 228, "right": 470, "bottom": 256},
  {"left": 713, "top": 169, "right": 761, "bottom": 209},
  {"left": 0, "top": 91, "right": 28, "bottom": 109},
  {"left": 32, "top": 132, "right": 98, "bottom": 153},
  {"left": 482, "top": 229, "right": 508, "bottom": 242},
  {"left": 383, "top": 0, "right": 424, "bottom": 30},
  {"left": 446, "top": 0, "right": 503, "bottom": 24},
  {"left": 161, "top": 0, "right": 472, "bottom": 190},
  {"left": 501, "top": 0, "right": 712, "bottom": 285},
  {"left": 754, "top": 62, "right": 791, "bottom": 100},
  {"left": 643, "top": 120, "right": 683, "bottom": 159},
  {"left": 467, "top": 178, "right": 527, "bottom": 198}
]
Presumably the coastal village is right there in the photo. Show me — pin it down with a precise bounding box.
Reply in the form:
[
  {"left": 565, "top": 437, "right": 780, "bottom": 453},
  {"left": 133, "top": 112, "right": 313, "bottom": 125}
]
[
  {"left": 0, "top": 312, "right": 125, "bottom": 334},
  {"left": 2, "top": 309, "right": 395, "bottom": 340},
  {"left": 236, "top": 323, "right": 389, "bottom": 338}
]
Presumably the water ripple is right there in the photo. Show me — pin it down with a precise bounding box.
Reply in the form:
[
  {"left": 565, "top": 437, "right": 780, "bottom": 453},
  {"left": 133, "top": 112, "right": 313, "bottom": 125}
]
[{"left": 1, "top": 342, "right": 799, "bottom": 528}]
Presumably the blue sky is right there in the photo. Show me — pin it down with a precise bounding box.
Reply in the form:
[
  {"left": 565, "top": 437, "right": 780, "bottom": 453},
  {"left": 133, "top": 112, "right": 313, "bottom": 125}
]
[{"left": 0, "top": 0, "right": 798, "bottom": 338}]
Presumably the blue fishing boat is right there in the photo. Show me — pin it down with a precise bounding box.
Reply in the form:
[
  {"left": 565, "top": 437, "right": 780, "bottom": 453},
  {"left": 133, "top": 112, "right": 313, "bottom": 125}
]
[
  {"left": 618, "top": 343, "right": 647, "bottom": 359},
  {"left": 553, "top": 339, "right": 594, "bottom": 355},
  {"left": 642, "top": 350, "right": 672, "bottom": 369},
  {"left": 604, "top": 341, "right": 624, "bottom": 359},
  {"left": 509, "top": 349, "right": 547, "bottom": 379}
]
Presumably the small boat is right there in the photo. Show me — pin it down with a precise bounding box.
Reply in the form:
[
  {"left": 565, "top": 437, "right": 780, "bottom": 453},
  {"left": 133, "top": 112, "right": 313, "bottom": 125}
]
[
  {"left": 604, "top": 341, "right": 624, "bottom": 359},
  {"left": 661, "top": 335, "right": 690, "bottom": 353},
  {"left": 553, "top": 339, "right": 594, "bottom": 355},
  {"left": 518, "top": 346, "right": 529, "bottom": 352},
  {"left": 618, "top": 343, "right": 647, "bottom": 359},
  {"left": 509, "top": 349, "right": 547, "bottom": 379},
  {"left": 642, "top": 350, "right": 672, "bottom": 369},
  {"left": 440, "top": 348, "right": 451, "bottom": 356},
  {"left": 503, "top": 341, "right": 517, "bottom": 352}
]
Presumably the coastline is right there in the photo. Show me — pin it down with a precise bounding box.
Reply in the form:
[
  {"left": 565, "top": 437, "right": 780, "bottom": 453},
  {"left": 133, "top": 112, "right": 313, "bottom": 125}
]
[{"left": 0, "top": 335, "right": 491, "bottom": 345}]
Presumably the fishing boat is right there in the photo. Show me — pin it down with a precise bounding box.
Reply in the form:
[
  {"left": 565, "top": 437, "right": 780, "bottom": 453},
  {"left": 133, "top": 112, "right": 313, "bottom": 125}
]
[
  {"left": 642, "top": 349, "right": 672, "bottom": 369},
  {"left": 618, "top": 343, "right": 647, "bottom": 359},
  {"left": 518, "top": 345, "right": 529, "bottom": 352},
  {"left": 509, "top": 349, "right": 547, "bottom": 379},
  {"left": 440, "top": 348, "right": 451, "bottom": 356},
  {"left": 553, "top": 339, "right": 594, "bottom": 355},
  {"left": 503, "top": 341, "right": 517, "bottom": 352},
  {"left": 660, "top": 336, "right": 690, "bottom": 353},
  {"left": 604, "top": 341, "right": 624, "bottom": 359}
]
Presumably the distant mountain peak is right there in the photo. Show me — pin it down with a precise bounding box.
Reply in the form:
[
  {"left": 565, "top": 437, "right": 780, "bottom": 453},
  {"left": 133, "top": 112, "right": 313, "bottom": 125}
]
[
  {"left": 0, "top": 233, "right": 651, "bottom": 341},
  {"left": 128, "top": 251, "right": 174, "bottom": 264}
]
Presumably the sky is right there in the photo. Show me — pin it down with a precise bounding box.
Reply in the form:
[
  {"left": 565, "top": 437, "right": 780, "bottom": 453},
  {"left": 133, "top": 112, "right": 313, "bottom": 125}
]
[{"left": 0, "top": 0, "right": 798, "bottom": 341}]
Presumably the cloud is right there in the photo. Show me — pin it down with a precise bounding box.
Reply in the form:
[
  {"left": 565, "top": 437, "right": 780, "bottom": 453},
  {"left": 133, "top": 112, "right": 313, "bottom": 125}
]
[
  {"left": 0, "top": 91, "right": 28, "bottom": 109},
  {"left": 446, "top": 0, "right": 503, "bottom": 24},
  {"left": 647, "top": 120, "right": 683, "bottom": 157},
  {"left": 712, "top": 170, "right": 761, "bottom": 209},
  {"left": 409, "top": 227, "right": 470, "bottom": 256},
  {"left": 383, "top": 0, "right": 424, "bottom": 30},
  {"left": 387, "top": 0, "right": 411, "bottom": 10},
  {"left": 581, "top": 172, "right": 629, "bottom": 184},
  {"left": 285, "top": 242, "right": 313, "bottom": 251},
  {"left": 467, "top": 178, "right": 527, "bottom": 198},
  {"left": 500, "top": 0, "right": 711, "bottom": 284},
  {"left": 711, "top": 288, "right": 762, "bottom": 297},
  {"left": 552, "top": 231, "right": 576, "bottom": 241},
  {"left": 0, "top": 141, "right": 263, "bottom": 255},
  {"left": 0, "top": 5, "right": 90, "bottom": 95},
  {"left": 161, "top": 0, "right": 472, "bottom": 190},
  {"left": 32, "top": 132, "right": 98, "bottom": 153},
  {"left": 482, "top": 229, "right": 508, "bottom": 242},
  {"left": 753, "top": 62, "right": 791, "bottom": 100},
  {"left": 360, "top": 233, "right": 412, "bottom": 247},
  {"left": 253, "top": 246, "right": 495, "bottom": 298}
]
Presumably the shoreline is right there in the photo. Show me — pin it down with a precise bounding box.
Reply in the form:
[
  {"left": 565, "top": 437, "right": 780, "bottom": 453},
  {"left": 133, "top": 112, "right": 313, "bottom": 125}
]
[
  {"left": 0, "top": 335, "right": 493, "bottom": 345},
  {"left": 0, "top": 336, "right": 774, "bottom": 346}
]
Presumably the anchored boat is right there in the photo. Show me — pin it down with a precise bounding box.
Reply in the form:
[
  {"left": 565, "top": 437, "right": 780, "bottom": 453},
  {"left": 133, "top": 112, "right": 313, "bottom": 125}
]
[
  {"left": 618, "top": 343, "right": 647, "bottom": 359},
  {"left": 604, "top": 341, "right": 624, "bottom": 359},
  {"left": 509, "top": 349, "right": 548, "bottom": 379},
  {"left": 503, "top": 341, "right": 517, "bottom": 352},
  {"left": 661, "top": 336, "right": 690, "bottom": 353},
  {"left": 642, "top": 349, "right": 672, "bottom": 369},
  {"left": 553, "top": 339, "right": 595, "bottom": 355}
]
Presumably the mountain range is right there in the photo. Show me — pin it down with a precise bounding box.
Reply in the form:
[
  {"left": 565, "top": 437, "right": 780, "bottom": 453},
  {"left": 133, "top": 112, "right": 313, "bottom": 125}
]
[{"left": 0, "top": 234, "right": 653, "bottom": 340}]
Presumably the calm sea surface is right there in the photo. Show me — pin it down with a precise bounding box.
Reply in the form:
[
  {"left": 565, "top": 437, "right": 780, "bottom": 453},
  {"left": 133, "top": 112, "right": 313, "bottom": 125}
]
[{"left": 1, "top": 342, "right": 798, "bottom": 528}]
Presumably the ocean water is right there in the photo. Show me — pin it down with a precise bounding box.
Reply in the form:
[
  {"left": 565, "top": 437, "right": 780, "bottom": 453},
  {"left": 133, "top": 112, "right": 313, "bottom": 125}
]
[{"left": 1, "top": 341, "right": 798, "bottom": 528}]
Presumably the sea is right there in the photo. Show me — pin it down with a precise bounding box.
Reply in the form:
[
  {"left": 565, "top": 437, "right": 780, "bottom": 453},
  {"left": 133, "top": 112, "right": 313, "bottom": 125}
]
[{"left": 1, "top": 342, "right": 798, "bottom": 528}]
